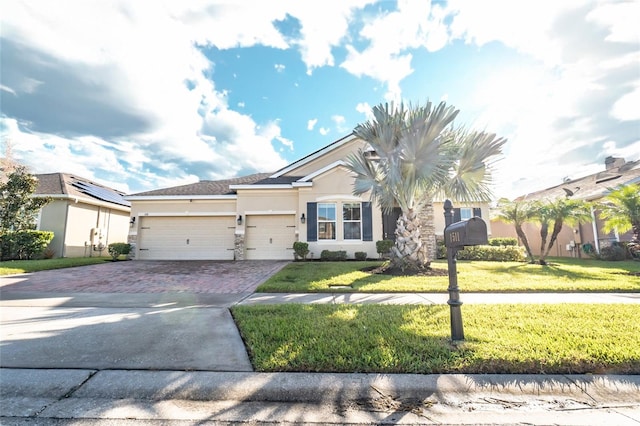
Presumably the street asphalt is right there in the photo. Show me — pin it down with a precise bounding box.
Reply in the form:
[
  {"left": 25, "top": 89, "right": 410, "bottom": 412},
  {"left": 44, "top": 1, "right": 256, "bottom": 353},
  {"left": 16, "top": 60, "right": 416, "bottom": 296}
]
[{"left": 1, "top": 261, "right": 639, "bottom": 425}]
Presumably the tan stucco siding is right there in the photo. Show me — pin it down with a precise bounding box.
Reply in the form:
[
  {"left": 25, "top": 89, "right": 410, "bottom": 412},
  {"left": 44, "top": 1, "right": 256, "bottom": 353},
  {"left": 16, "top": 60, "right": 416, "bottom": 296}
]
[
  {"left": 283, "top": 137, "right": 368, "bottom": 177},
  {"left": 38, "top": 200, "right": 68, "bottom": 258},
  {"left": 130, "top": 199, "right": 237, "bottom": 216},
  {"left": 62, "top": 203, "right": 130, "bottom": 257},
  {"left": 296, "top": 167, "right": 382, "bottom": 259},
  {"left": 433, "top": 202, "right": 492, "bottom": 236}
]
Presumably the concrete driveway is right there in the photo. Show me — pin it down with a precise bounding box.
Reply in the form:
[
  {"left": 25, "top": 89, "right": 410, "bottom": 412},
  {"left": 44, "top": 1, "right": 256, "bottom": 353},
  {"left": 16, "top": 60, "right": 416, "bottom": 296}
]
[{"left": 0, "top": 260, "right": 289, "bottom": 371}]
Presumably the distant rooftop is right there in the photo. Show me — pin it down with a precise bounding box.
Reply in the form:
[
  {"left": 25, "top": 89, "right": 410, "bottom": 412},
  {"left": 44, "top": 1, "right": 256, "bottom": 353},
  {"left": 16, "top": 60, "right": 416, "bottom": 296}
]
[
  {"left": 35, "top": 173, "right": 131, "bottom": 208},
  {"left": 517, "top": 156, "right": 640, "bottom": 202}
]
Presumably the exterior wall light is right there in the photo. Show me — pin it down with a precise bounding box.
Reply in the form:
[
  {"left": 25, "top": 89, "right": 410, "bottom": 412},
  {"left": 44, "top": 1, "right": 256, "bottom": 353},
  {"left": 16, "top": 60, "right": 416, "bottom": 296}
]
[
  {"left": 130, "top": 217, "right": 136, "bottom": 227},
  {"left": 300, "top": 213, "right": 306, "bottom": 224},
  {"left": 237, "top": 215, "right": 243, "bottom": 225}
]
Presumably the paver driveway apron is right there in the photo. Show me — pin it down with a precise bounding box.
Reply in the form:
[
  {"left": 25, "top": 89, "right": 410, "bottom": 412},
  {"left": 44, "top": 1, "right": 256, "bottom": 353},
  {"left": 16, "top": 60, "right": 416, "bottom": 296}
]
[{"left": 0, "top": 260, "right": 289, "bottom": 372}]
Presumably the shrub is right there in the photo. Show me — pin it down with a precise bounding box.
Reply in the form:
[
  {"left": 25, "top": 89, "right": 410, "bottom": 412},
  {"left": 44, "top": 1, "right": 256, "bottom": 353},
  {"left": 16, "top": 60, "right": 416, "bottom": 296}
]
[
  {"left": 597, "top": 245, "right": 626, "bottom": 261},
  {"left": 488, "top": 237, "right": 518, "bottom": 246},
  {"left": 0, "top": 230, "right": 54, "bottom": 260},
  {"left": 107, "top": 242, "right": 131, "bottom": 261},
  {"left": 354, "top": 251, "right": 367, "bottom": 261},
  {"left": 436, "top": 238, "right": 446, "bottom": 259},
  {"left": 376, "top": 240, "right": 394, "bottom": 258},
  {"left": 293, "top": 242, "right": 310, "bottom": 260},
  {"left": 455, "top": 245, "right": 526, "bottom": 262},
  {"left": 320, "top": 250, "right": 347, "bottom": 261}
]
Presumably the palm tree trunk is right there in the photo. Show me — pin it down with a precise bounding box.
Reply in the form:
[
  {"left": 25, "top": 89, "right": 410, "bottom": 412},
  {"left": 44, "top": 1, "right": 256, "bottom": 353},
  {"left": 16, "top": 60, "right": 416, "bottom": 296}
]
[
  {"left": 516, "top": 225, "right": 535, "bottom": 263},
  {"left": 392, "top": 209, "right": 429, "bottom": 271},
  {"left": 543, "top": 220, "right": 564, "bottom": 261},
  {"left": 539, "top": 221, "right": 549, "bottom": 265}
]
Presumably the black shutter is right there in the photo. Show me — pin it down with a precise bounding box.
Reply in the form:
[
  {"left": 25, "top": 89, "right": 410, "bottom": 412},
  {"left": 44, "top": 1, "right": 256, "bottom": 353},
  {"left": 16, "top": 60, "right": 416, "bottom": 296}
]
[
  {"left": 473, "top": 207, "right": 482, "bottom": 218},
  {"left": 362, "top": 202, "right": 373, "bottom": 241},
  {"left": 453, "top": 208, "right": 461, "bottom": 222},
  {"left": 307, "top": 202, "right": 317, "bottom": 242}
]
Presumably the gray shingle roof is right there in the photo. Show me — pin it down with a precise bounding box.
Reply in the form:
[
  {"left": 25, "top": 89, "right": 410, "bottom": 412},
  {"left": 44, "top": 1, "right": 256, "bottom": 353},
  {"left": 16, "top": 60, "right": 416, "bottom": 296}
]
[{"left": 128, "top": 172, "right": 273, "bottom": 196}]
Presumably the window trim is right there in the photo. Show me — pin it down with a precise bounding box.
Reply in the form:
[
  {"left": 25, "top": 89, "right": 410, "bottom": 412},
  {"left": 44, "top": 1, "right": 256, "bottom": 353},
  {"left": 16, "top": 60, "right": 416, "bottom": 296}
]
[
  {"left": 317, "top": 202, "right": 337, "bottom": 241},
  {"left": 342, "top": 202, "right": 362, "bottom": 240}
]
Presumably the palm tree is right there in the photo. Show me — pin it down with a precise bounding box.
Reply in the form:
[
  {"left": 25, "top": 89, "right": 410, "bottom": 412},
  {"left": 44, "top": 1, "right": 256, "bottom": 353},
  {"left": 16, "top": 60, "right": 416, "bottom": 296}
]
[
  {"left": 599, "top": 184, "right": 640, "bottom": 258},
  {"left": 493, "top": 198, "right": 536, "bottom": 263},
  {"left": 536, "top": 198, "right": 591, "bottom": 265},
  {"left": 345, "top": 101, "right": 506, "bottom": 271}
]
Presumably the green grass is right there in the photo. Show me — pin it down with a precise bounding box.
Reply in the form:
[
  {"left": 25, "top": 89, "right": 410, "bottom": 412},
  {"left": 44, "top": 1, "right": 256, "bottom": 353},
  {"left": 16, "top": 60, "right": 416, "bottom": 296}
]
[
  {"left": 257, "top": 258, "right": 640, "bottom": 293},
  {"left": 232, "top": 303, "right": 640, "bottom": 374},
  {"left": 0, "top": 257, "right": 112, "bottom": 275}
]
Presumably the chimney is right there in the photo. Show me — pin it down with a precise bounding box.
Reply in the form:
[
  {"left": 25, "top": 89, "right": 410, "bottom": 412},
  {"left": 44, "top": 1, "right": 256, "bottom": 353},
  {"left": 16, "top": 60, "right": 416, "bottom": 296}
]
[{"left": 605, "top": 156, "right": 625, "bottom": 170}]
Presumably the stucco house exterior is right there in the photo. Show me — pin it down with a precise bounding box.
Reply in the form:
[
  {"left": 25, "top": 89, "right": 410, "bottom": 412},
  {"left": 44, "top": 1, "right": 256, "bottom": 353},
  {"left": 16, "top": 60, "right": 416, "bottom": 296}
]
[
  {"left": 126, "top": 135, "right": 491, "bottom": 261},
  {"left": 35, "top": 173, "right": 131, "bottom": 258},
  {"left": 490, "top": 156, "right": 640, "bottom": 257}
]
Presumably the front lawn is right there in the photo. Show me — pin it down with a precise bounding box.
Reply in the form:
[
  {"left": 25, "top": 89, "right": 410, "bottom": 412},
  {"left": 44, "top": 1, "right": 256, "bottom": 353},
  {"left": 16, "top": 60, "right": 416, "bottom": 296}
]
[
  {"left": 257, "top": 258, "right": 640, "bottom": 293},
  {"left": 0, "top": 257, "right": 111, "bottom": 275},
  {"left": 232, "top": 303, "right": 640, "bottom": 374}
]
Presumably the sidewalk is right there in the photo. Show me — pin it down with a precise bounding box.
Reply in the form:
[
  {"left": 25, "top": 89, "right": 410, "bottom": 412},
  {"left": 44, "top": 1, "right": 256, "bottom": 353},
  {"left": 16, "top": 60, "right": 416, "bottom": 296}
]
[{"left": 238, "top": 291, "right": 640, "bottom": 305}]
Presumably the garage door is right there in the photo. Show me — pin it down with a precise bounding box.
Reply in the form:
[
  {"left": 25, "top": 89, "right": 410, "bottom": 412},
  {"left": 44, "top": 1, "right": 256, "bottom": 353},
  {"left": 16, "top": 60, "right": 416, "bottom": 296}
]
[
  {"left": 245, "top": 215, "right": 296, "bottom": 260},
  {"left": 137, "top": 216, "right": 236, "bottom": 260}
]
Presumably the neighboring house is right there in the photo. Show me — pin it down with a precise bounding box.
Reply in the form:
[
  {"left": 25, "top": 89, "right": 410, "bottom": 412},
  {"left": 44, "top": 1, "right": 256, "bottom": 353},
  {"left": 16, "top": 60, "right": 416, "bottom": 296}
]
[
  {"left": 126, "top": 135, "right": 492, "bottom": 261},
  {"left": 34, "top": 173, "right": 131, "bottom": 258},
  {"left": 491, "top": 156, "right": 640, "bottom": 257}
]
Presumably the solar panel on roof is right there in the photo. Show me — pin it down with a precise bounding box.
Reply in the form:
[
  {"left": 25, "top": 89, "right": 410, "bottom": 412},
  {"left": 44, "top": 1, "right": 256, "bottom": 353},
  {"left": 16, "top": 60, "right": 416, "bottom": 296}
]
[{"left": 71, "top": 181, "right": 131, "bottom": 207}]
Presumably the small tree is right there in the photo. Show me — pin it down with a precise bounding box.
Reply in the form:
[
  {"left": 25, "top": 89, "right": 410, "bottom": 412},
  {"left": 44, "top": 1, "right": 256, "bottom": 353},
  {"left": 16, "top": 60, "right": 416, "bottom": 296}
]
[
  {"left": 599, "top": 184, "right": 640, "bottom": 258},
  {"left": 535, "top": 198, "right": 591, "bottom": 265},
  {"left": 0, "top": 166, "right": 50, "bottom": 233},
  {"left": 493, "top": 198, "right": 536, "bottom": 263}
]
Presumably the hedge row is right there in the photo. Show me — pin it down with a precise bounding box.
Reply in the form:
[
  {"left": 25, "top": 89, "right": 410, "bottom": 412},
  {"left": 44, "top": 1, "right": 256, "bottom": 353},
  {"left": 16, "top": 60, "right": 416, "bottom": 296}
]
[
  {"left": 0, "top": 230, "right": 54, "bottom": 261},
  {"left": 455, "top": 245, "right": 526, "bottom": 262}
]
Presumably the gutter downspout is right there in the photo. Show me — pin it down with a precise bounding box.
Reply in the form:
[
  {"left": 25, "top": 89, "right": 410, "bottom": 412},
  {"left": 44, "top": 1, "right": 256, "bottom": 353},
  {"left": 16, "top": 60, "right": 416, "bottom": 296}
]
[{"left": 590, "top": 205, "right": 600, "bottom": 254}]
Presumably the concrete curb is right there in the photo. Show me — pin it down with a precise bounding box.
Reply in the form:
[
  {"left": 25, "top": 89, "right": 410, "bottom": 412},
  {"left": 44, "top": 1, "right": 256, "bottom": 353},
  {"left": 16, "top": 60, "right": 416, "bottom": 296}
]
[{"left": 4, "top": 369, "right": 639, "bottom": 404}]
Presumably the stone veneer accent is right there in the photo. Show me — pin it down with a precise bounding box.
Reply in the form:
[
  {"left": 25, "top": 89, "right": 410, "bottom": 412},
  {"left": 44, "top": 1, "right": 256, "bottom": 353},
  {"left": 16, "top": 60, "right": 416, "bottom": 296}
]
[
  {"left": 418, "top": 202, "right": 437, "bottom": 261},
  {"left": 234, "top": 234, "right": 245, "bottom": 260},
  {"left": 127, "top": 232, "right": 137, "bottom": 259}
]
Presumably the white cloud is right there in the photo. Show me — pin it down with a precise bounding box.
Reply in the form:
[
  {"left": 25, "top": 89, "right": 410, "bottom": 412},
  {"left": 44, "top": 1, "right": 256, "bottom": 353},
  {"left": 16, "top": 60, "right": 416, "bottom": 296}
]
[
  {"left": 0, "top": 0, "right": 297, "bottom": 192},
  {"left": 274, "top": 64, "right": 286, "bottom": 72},
  {"left": 331, "top": 115, "right": 349, "bottom": 133},
  {"left": 319, "top": 127, "right": 330, "bottom": 136},
  {"left": 307, "top": 119, "right": 318, "bottom": 131},
  {"left": 340, "top": 0, "right": 450, "bottom": 99},
  {"left": 611, "top": 85, "right": 640, "bottom": 122}
]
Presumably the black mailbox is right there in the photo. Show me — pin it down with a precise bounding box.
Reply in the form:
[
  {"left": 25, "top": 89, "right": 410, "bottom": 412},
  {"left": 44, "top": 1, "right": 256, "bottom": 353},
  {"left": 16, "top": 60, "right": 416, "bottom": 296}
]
[{"left": 444, "top": 217, "right": 488, "bottom": 248}]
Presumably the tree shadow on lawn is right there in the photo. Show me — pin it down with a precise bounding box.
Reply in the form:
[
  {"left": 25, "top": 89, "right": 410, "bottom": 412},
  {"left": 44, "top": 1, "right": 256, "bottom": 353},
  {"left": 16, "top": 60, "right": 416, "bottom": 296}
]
[{"left": 467, "top": 261, "right": 625, "bottom": 282}]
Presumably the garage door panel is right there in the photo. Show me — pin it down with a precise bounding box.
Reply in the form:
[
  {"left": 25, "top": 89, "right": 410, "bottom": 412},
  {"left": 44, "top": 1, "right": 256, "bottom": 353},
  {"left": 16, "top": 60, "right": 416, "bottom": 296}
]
[
  {"left": 245, "top": 215, "right": 296, "bottom": 260},
  {"left": 138, "top": 216, "right": 235, "bottom": 260}
]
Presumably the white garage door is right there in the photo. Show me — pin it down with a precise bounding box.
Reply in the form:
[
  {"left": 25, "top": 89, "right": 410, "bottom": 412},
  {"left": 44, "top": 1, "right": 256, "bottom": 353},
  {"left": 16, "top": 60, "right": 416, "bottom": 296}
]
[
  {"left": 137, "top": 216, "right": 236, "bottom": 260},
  {"left": 245, "top": 215, "right": 296, "bottom": 260}
]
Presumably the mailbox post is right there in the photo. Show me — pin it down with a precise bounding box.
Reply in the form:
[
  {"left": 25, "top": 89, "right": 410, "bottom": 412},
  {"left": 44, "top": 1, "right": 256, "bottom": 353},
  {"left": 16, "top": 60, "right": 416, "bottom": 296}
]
[{"left": 443, "top": 200, "right": 488, "bottom": 342}]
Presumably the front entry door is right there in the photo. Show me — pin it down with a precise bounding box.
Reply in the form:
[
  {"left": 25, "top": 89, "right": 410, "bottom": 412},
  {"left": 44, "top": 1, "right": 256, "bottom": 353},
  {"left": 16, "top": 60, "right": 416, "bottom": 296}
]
[{"left": 382, "top": 207, "right": 402, "bottom": 241}]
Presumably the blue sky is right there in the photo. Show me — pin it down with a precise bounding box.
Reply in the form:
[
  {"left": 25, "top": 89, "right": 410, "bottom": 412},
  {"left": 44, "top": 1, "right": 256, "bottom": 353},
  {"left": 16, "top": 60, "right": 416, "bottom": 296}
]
[{"left": 1, "top": 0, "right": 638, "bottom": 200}]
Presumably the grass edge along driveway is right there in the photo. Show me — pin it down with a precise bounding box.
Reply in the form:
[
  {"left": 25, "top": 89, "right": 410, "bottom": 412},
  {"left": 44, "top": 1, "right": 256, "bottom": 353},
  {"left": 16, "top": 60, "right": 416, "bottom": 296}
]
[
  {"left": 232, "top": 303, "right": 640, "bottom": 374},
  {"left": 257, "top": 258, "right": 640, "bottom": 293}
]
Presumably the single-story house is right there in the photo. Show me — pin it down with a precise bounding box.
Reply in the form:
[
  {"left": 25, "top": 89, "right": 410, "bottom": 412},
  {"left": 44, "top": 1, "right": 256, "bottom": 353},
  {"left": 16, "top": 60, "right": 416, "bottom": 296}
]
[
  {"left": 126, "top": 135, "right": 491, "bottom": 261},
  {"left": 35, "top": 173, "right": 131, "bottom": 258},
  {"left": 490, "top": 156, "right": 640, "bottom": 257}
]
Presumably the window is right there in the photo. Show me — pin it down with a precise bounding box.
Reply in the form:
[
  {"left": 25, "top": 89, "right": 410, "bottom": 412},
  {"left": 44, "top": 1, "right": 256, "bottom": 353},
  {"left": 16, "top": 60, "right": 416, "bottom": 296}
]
[
  {"left": 317, "top": 203, "right": 336, "bottom": 240},
  {"left": 460, "top": 207, "right": 473, "bottom": 221},
  {"left": 343, "top": 203, "right": 362, "bottom": 240}
]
